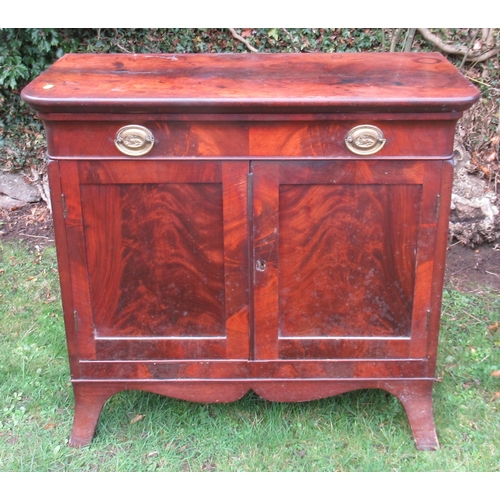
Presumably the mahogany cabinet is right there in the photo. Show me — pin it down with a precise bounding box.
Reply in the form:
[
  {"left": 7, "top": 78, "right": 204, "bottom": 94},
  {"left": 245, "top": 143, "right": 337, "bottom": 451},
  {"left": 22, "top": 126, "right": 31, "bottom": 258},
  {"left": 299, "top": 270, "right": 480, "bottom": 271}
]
[{"left": 22, "top": 53, "right": 479, "bottom": 450}]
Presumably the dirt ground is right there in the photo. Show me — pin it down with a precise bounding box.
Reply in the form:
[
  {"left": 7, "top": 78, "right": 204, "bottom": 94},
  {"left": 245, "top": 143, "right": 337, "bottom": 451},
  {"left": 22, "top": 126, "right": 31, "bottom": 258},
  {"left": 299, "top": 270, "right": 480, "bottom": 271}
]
[{"left": 1, "top": 202, "right": 500, "bottom": 294}]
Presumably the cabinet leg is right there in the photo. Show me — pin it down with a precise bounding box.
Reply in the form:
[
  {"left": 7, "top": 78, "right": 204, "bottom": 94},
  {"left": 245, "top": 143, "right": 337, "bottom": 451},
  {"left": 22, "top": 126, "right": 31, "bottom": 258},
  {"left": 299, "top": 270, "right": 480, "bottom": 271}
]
[
  {"left": 389, "top": 381, "right": 439, "bottom": 451},
  {"left": 69, "top": 384, "right": 116, "bottom": 447}
]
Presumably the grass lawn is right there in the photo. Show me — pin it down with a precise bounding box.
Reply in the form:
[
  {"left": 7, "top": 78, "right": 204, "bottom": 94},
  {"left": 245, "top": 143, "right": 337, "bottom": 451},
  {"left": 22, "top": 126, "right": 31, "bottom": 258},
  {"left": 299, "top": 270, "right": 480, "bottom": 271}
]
[{"left": 1, "top": 240, "right": 499, "bottom": 471}]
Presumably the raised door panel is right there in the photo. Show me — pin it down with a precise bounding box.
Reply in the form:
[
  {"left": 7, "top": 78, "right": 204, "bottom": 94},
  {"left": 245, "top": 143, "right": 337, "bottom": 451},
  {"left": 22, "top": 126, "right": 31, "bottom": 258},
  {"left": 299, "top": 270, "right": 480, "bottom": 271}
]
[
  {"left": 252, "top": 160, "right": 441, "bottom": 360},
  {"left": 60, "top": 160, "right": 249, "bottom": 361}
]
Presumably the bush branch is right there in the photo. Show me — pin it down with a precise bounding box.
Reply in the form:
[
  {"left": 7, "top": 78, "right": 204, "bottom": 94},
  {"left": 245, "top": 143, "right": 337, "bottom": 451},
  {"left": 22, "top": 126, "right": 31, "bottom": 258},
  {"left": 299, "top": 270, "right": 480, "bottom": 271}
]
[
  {"left": 229, "top": 29, "right": 258, "bottom": 53},
  {"left": 418, "top": 28, "right": 500, "bottom": 62},
  {"left": 390, "top": 28, "right": 403, "bottom": 52}
]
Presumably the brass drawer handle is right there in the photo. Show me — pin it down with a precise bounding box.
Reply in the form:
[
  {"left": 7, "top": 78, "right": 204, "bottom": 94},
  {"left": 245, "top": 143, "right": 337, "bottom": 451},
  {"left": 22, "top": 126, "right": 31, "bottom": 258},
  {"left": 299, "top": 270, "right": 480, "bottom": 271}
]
[
  {"left": 115, "top": 125, "right": 155, "bottom": 156},
  {"left": 345, "top": 125, "right": 386, "bottom": 155}
]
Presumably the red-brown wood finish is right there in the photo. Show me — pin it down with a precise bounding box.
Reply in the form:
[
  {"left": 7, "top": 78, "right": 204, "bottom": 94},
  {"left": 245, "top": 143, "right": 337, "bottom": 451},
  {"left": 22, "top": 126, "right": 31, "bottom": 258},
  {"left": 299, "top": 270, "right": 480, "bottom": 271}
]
[
  {"left": 22, "top": 53, "right": 478, "bottom": 114},
  {"left": 38, "top": 117, "right": 458, "bottom": 159},
  {"left": 22, "top": 53, "right": 479, "bottom": 450}
]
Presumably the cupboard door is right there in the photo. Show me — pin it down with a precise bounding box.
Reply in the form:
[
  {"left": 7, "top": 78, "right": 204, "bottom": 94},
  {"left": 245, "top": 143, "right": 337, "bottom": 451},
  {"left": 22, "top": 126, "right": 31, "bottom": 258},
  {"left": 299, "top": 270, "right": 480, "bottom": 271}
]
[
  {"left": 252, "top": 160, "right": 441, "bottom": 360},
  {"left": 60, "top": 160, "right": 249, "bottom": 361}
]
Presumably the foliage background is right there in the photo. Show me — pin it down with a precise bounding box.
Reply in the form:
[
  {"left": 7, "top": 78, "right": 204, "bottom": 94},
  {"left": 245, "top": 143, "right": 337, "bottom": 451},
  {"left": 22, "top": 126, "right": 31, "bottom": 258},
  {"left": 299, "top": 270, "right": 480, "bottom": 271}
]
[
  {"left": 1, "top": 28, "right": 499, "bottom": 472},
  {"left": 1, "top": 28, "right": 499, "bottom": 200}
]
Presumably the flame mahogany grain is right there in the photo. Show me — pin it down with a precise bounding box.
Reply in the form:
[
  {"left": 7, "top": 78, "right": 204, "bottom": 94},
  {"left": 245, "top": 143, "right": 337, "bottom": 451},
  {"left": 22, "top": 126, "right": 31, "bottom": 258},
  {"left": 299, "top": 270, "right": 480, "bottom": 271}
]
[
  {"left": 22, "top": 53, "right": 479, "bottom": 450},
  {"left": 22, "top": 53, "right": 478, "bottom": 114}
]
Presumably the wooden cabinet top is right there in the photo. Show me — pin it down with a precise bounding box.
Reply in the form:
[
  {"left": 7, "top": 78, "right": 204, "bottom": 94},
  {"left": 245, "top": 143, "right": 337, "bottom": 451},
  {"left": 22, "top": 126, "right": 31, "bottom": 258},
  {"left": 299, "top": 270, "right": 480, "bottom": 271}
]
[{"left": 22, "top": 52, "right": 479, "bottom": 114}]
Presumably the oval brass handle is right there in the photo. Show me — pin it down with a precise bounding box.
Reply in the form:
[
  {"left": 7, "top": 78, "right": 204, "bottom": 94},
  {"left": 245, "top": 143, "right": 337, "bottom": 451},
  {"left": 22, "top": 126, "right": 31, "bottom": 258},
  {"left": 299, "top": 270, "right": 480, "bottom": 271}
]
[
  {"left": 345, "top": 125, "right": 386, "bottom": 155},
  {"left": 115, "top": 125, "right": 155, "bottom": 156}
]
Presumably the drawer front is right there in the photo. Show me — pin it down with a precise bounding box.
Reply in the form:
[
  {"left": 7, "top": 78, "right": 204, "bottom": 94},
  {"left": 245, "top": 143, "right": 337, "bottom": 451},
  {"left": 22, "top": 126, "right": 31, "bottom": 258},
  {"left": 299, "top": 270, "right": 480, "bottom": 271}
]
[
  {"left": 46, "top": 120, "right": 249, "bottom": 158},
  {"left": 249, "top": 120, "right": 456, "bottom": 158},
  {"left": 44, "top": 118, "right": 456, "bottom": 159}
]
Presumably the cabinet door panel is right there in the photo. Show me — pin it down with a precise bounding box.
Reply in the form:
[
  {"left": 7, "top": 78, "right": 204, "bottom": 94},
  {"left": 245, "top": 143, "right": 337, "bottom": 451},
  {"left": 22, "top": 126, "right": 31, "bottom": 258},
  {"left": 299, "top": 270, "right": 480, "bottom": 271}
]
[
  {"left": 279, "top": 183, "right": 420, "bottom": 337},
  {"left": 252, "top": 160, "right": 440, "bottom": 360},
  {"left": 61, "top": 160, "right": 249, "bottom": 360},
  {"left": 82, "top": 182, "right": 226, "bottom": 338}
]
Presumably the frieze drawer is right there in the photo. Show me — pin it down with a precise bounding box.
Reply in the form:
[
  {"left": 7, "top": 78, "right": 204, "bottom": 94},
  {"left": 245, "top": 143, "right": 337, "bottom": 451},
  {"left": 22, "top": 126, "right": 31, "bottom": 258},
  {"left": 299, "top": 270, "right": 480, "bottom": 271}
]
[{"left": 41, "top": 117, "right": 458, "bottom": 159}]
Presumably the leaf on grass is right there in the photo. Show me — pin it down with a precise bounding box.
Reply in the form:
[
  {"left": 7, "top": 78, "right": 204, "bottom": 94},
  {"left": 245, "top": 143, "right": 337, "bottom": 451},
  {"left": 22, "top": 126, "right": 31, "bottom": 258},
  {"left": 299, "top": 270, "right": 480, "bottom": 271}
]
[
  {"left": 463, "top": 379, "right": 481, "bottom": 389},
  {"left": 490, "top": 392, "right": 500, "bottom": 401},
  {"left": 202, "top": 459, "right": 216, "bottom": 471},
  {"left": 488, "top": 321, "right": 499, "bottom": 334},
  {"left": 147, "top": 451, "right": 158, "bottom": 458},
  {"left": 43, "top": 422, "right": 57, "bottom": 430},
  {"left": 491, "top": 370, "right": 500, "bottom": 377},
  {"left": 130, "top": 414, "right": 145, "bottom": 424}
]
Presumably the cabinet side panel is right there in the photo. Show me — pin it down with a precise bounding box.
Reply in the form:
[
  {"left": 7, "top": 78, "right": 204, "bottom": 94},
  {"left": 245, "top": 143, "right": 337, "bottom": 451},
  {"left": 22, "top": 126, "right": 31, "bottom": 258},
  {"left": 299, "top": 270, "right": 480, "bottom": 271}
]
[
  {"left": 427, "top": 160, "right": 454, "bottom": 373},
  {"left": 59, "top": 161, "right": 97, "bottom": 359},
  {"left": 409, "top": 162, "right": 442, "bottom": 358},
  {"left": 47, "top": 160, "right": 80, "bottom": 377}
]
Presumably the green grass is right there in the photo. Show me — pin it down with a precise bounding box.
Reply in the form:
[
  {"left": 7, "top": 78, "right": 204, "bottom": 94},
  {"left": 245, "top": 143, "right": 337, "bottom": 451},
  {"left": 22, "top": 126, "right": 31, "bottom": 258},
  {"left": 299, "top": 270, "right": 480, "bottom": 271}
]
[{"left": 1, "top": 240, "right": 499, "bottom": 471}]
